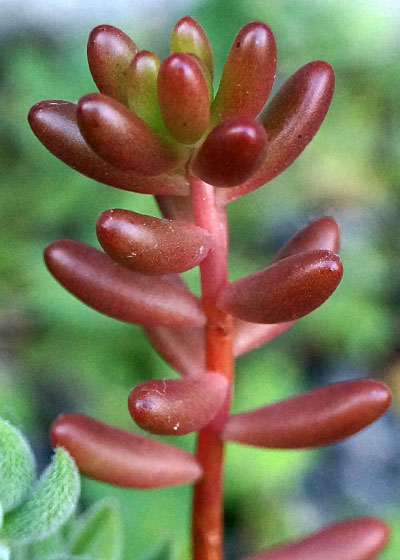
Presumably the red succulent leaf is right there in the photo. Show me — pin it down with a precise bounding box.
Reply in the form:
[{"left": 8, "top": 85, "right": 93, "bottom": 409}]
[
  {"left": 158, "top": 53, "right": 210, "bottom": 144},
  {"left": 243, "top": 517, "right": 389, "bottom": 560},
  {"left": 273, "top": 216, "right": 340, "bottom": 262},
  {"left": 28, "top": 100, "right": 188, "bottom": 195},
  {"left": 87, "top": 24, "right": 137, "bottom": 104},
  {"left": 44, "top": 239, "right": 205, "bottom": 327},
  {"left": 51, "top": 414, "right": 201, "bottom": 488},
  {"left": 170, "top": 16, "right": 214, "bottom": 76},
  {"left": 96, "top": 209, "right": 212, "bottom": 274},
  {"left": 211, "top": 22, "right": 276, "bottom": 124},
  {"left": 223, "top": 379, "right": 391, "bottom": 448},
  {"left": 144, "top": 326, "right": 205, "bottom": 376},
  {"left": 225, "top": 60, "right": 335, "bottom": 202},
  {"left": 128, "top": 373, "right": 228, "bottom": 435},
  {"left": 191, "top": 116, "right": 268, "bottom": 187},
  {"left": 77, "top": 93, "right": 183, "bottom": 176},
  {"left": 217, "top": 249, "right": 343, "bottom": 324},
  {"left": 234, "top": 319, "right": 296, "bottom": 357}
]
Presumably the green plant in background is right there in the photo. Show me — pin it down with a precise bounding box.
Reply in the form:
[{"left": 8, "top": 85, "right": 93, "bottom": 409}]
[
  {"left": 0, "top": 417, "right": 122, "bottom": 559},
  {"left": 23, "top": 12, "right": 396, "bottom": 560}
]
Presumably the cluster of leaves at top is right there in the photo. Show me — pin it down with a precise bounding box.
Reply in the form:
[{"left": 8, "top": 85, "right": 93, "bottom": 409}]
[{"left": 28, "top": 15, "right": 391, "bottom": 560}]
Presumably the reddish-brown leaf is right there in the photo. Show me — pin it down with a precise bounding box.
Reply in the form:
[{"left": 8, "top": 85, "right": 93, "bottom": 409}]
[
  {"left": 273, "top": 217, "right": 340, "bottom": 262},
  {"left": 96, "top": 209, "right": 212, "bottom": 274},
  {"left": 44, "top": 240, "right": 205, "bottom": 327},
  {"left": 144, "top": 326, "right": 205, "bottom": 376},
  {"left": 234, "top": 320, "right": 295, "bottom": 357},
  {"left": 158, "top": 53, "right": 210, "bottom": 144},
  {"left": 129, "top": 373, "right": 228, "bottom": 435},
  {"left": 217, "top": 250, "right": 342, "bottom": 324},
  {"left": 77, "top": 93, "right": 182, "bottom": 175},
  {"left": 191, "top": 117, "right": 268, "bottom": 187},
  {"left": 87, "top": 25, "right": 137, "bottom": 104},
  {"left": 170, "top": 16, "right": 214, "bottom": 76},
  {"left": 211, "top": 22, "right": 276, "bottom": 124},
  {"left": 225, "top": 61, "right": 334, "bottom": 202},
  {"left": 243, "top": 517, "right": 389, "bottom": 560},
  {"left": 28, "top": 100, "right": 188, "bottom": 195},
  {"left": 51, "top": 414, "right": 201, "bottom": 488},
  {"left": 222, "top": 379, "right": 391, "bottom": 448}
]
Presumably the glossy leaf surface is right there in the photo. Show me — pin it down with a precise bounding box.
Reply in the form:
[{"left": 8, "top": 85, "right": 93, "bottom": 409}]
[
  {"left": 158, "top": 53, "right": 210, "bottom": 144},
  {"left": 96, "top": 209, "right": 212, "bottom": 274},
  {"left": 234, "top": 320, "right": 295, "bottom": 357},
  {"left": 223, "top": 379, "right": 391, "bottom": 448},
  {"left": 44, "top": 240, "right": 205, "bottom": 327},
  {"left": 273, "top": 217, "right": 340, "bottom": 262},
  {"left": 218, "top": 249, "right": 342, "bottom": 324},
  {"left": 126, "top": 50, "right": 164, "bottom": 132},
  {"left": 191, "top": 117, "right": 268, "bottom": 187},
  {"left": 129, "top": 373, "right": 228, "bottom": 435},
  {"left": 211, "top": 22, "right": 276, "bottom": 124},
  {"left": 77, "top": 93, "right": 181, "bottom": 175},
  {"left": 244, "top": 517, "right": 389, "bottom": 560},
  {"left": 51, "top": 414, "right": 202, "bottom": 488},
  {"left": 226, "top": 60, "right": 334, "bottom": 201},
  {"left": 144, "top": 326, "right": 205, "bottom": 376},
  {"left": 170, "top": 16, "right": 214, "bottom": 76},
  {"left": 28, "top": 101, "right": 188, "bottom": 195},
  {"left": 87, "top": 25, "right": 137, "bottom": 104}
]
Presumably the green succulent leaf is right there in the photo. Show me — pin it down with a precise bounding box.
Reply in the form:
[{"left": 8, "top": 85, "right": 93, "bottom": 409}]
[
  {"left": 69, "top": 499, "right": 122, "bottom": 560},
  {"left": 2, "top": 448, "right": 80, "bottom": 545},
  {"left": 0, "top": 419, "right": 35, "bottom": 513}
]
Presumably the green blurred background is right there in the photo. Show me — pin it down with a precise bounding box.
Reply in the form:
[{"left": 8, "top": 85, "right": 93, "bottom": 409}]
[{"left": 1, "top": 0, "right": 400, "bottom": 558}]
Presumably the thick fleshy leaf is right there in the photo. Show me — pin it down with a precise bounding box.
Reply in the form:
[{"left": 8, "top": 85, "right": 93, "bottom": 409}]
[
  {"left": 0, "top": 418, "right": 35, "bottom": 513},
  {"left": 28, "top": 101, "right": 188, "bottom": 195},
  {"left": 77, "top": 93, "right": 182, "bottom": 176},
  {"left": 226, "top": 60, "right": 334, "bottom": 202},
  {"left": 44, "top": 240, "right": 205, "bottom": 327},
  {"left": 273, "top": 217, "right": 340, "bottom": 262},
  {"left": 222, "top": 379, "right": 391, "bottom": 448},
  {"left": 243, "top": 517, "right": 389, "bottom": 560},
  {"left": 126, "top": 50, "right": 165, "bottom": 133},
  {"left": 217, "top": 249, "right": 342, "bottom": 324},
  {"left": 69, "top": 499, "right": 122, "bottom": 560},
  {"left": 96, "top": 209, "right": 212, "bottom": 274},
  {"left": 128, "top": 373, "right": 228, "bottom": 435},
  {"left": 158, "top": 53, "right": 210, "bottom": 144},
  {"left": 191, "top": 117, "right": 268, "bottom": 187},
  {"left": 211, "top": 22, "right": 276, "bottom": 124},
  {"left": 144, "top": 326, "right": 204, "bottom": 376},
  {"left": 51, "top": 414, "right": 202, "bottom": 488},
  {"left": 170, "top": 16, "right": 214, "bottom": 76},
  {"left": 87, "top": 25, "right": 137, "bottom": 104},
  {"left": 234, "top": 320, "right": 295, "bottom": 357},
  {"left": 2, "top": 449, "right": 80, "bottom": 544}
]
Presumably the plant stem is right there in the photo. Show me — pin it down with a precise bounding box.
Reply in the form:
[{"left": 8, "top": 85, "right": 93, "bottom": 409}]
[{"left": 190, "top": 176, "right": 234, "bottom": 560}]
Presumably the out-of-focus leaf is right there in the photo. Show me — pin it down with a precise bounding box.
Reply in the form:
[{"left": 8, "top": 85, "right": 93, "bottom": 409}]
[
  {"left": 2, "top": 449, "right": 80, "bottom": 544},
  {"left": 0, "top": 419, "right": 35, "bottom": 513}
]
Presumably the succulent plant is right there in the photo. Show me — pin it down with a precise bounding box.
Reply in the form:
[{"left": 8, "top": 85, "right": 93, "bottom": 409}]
[{"left": 28, "top": 15, "right": 391, "bottom": 560}]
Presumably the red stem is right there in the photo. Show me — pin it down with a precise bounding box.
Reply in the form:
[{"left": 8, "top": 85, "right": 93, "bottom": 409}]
[{"left": 190, "top": 176, "right": 234, "bottom": 560}]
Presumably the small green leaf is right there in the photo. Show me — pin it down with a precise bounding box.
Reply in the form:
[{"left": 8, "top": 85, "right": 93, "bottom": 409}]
[
  {"left": 140, "top": 541, "right": 171, "bottom": 560},
  {"left": 2, "top": 448, "right": 80, "bottom": 544},
  {"left": 69, "top": 499, "right": 122, "bottom": 560},
  {"left": 0, "top": 419, "right": 35, "bottom": 513}
]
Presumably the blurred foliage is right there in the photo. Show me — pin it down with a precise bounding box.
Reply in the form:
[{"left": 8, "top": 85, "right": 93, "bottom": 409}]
[{"left": 0, "top": 0, "right": 399, "bottom": 558}]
